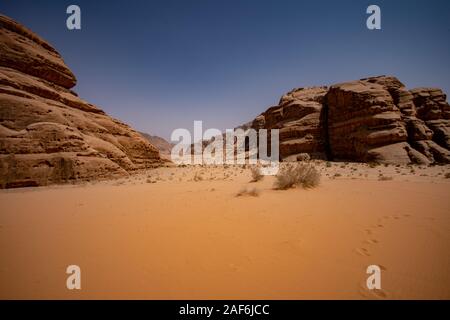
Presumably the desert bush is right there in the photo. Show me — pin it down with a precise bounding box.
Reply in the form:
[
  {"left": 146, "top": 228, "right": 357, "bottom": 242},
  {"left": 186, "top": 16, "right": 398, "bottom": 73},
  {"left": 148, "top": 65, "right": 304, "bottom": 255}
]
[
  {"left": 274, "top": 163, "right": 320, "bottom": 190},
  {"left": 193, "top": 172, "right": 203, "bottom": 181},
  {"left": 274, "top": 165, "right": 300, "bottom": 189},
  {"left": 368, "top": 162, "right": 379, "bottom": 168},
  {"left": 378, "top": 175, "right": 393, "bottom": 181},
  {"left": 236, "top": 187, "right": 260, "bottom": 197},
  {"left": 445, "top": 172, "right": 450, "bottom": 179},
  {"left": 250, "top": 166, "right": 264, "bottom": 182}
]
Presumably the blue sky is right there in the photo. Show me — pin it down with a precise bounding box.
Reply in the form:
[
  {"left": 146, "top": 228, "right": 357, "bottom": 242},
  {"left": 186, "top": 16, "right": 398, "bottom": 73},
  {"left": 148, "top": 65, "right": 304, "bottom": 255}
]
[{"left": 1, "top": 0, "right": 449, "bottom": 140}]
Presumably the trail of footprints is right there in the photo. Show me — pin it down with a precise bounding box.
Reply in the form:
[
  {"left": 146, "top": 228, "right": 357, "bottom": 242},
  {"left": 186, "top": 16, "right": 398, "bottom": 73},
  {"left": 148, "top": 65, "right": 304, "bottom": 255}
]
[
  {"left": 355, "top": 213, "right": 412, "bottom": 299},
  {"left": 356, "top": 213, "right": 412, "bottom": 258}
]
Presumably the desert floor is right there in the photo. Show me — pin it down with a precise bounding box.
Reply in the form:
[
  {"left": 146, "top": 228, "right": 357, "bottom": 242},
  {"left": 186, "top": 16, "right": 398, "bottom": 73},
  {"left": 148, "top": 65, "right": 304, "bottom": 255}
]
[{"left": 0, "top": 161, "right": 449, "bottom": 299}]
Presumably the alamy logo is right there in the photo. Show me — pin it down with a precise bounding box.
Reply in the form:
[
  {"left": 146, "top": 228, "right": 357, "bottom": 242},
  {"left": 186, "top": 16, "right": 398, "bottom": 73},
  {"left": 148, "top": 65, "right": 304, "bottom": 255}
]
[
  {"left": 66, "top": 265, "right": 81, "bottom": 290},
  {"left": 66, "top": 5, "right": 81, "bottom": 30},
  {"left": 366, "top": 265, "right": 381, "bottom": 290},
  {"left": 366, "top": 5, "right": 381, "bottom": 30},
  {"left": 171, "top": 121, "right": 280, "bottom": 175}
]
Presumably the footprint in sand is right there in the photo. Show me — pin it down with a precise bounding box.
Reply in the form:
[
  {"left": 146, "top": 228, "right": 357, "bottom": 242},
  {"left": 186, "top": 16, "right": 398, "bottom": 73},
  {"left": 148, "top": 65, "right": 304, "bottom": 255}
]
[
  {"left": 228, "top": 263, "right": 239, "bottom": 272},
  {"left": 378, "top": 264, "right": 387, "bottom": 271},
  {"left": 355, "top": 247, "right": 371, "bottom": 256},
  {"left": 372, "top": 289, "right": 388, "bottom": 299},
  {"left": 358, "top": 281, "right": 389, "bottom": 299},
  {"left": 279, "top": 240, "right": 303, "bottom": 252},
  {"left": 364, "top": 239, "right": 379, "bottom": 245}
]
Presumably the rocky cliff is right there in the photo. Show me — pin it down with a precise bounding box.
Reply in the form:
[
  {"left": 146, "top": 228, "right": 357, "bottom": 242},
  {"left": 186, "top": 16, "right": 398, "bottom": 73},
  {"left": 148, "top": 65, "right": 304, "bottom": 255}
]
[
  {"left": 139, "top": 132, "right": 174, "bottom": 156},
  {"left": 0, "top": 15, "right": 163, "bottom": 188},
  {"left": 252, "top": 76, "right": 450, "bottom": 164}
]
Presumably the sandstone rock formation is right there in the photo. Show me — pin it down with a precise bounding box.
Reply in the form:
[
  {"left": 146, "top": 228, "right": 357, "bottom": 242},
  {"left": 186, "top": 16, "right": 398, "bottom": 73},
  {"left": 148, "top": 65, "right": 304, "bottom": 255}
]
[
  {"left": 139, "top": 132, "right": 174, "bottom": 156},
  {"left": 0, "top": 15, "right": 163, "bottom": 188},
  {"left": 139, "top": 132, "right": 175, "bottom": 162},
  {"left": 251, "top": 86, "right": 328, "bottom": 161},
  {"left": 251, "top": 76, "right": 450, "bottom": 164}
]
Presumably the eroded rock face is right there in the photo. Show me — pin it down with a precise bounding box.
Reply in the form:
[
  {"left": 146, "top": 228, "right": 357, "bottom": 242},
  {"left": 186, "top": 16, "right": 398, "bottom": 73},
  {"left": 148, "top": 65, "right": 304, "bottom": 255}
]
[
  {"left": 0, "top": 15, "right": 76, "bottom": 88},
  {"left": 0, "top": 15, "right": 163, "bottom": 188},
  {"left": 252, "top": 76, "right": 450, "bottom": 164},
  {"left": 411, "top": 88, "right": 450, "bottom": 150},
  {"left": 139, "top": 132, "right": 174, "bottom": 156},
  {"left": 325, "top": 77, "right": 410, "bottom": 163},
  {"left": 251, "top": 86, "right": 328, "bottom": 161}
]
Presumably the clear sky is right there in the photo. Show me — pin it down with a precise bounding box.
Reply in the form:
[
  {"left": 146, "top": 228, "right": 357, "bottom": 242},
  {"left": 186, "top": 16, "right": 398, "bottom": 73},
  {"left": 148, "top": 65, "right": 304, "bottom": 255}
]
[{"left": 1, "top": 0, "right": 449, "bottom": 140}]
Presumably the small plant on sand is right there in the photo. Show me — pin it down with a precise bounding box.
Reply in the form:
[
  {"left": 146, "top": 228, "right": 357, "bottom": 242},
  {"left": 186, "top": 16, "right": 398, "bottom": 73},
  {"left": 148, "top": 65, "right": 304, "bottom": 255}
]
[
  {"left": 193, "top": 172, "right": 203, "bottom": 181},
  {"left": 378, "top": 175, "right": 393, "bottom": 181},
  {"left": 236, "top": 187, "right": 260, "bottom": 197},
  {"left": 445, "top": 172, "right": 450, "bottom": 179},
  {"left": 250, "top": 166, "right": 264, "bottom": 182},
  {"left": 274, "top": 163, "right": 320, "bottom": 190},
  {"left": 368, "top": 162, "right": 379, "bottom": 168}
]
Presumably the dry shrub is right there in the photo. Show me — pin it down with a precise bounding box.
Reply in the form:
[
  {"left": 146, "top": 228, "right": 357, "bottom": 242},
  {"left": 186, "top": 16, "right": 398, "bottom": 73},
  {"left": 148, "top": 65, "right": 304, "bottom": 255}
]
[
  {"left": 236, "top": 187, "right": 260, "bottom": 197},
  {"left": 368, "top": 162, "right": 379, "bottom": 168},
  {"left": 193, "top": 172, "right": 203, "bottom": 181},
  {"left": 250, "top": 166, "right": 264, "bottom": 182},
  {"left": 274, "top": 163, "right": 320, "bottom": 190}
]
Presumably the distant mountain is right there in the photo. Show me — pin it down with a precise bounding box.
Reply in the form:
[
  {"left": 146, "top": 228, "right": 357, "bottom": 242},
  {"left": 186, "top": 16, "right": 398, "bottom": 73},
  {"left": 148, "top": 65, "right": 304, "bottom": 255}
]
[{"left": 139, "top": 132, "right": 174, "bottom": 156}]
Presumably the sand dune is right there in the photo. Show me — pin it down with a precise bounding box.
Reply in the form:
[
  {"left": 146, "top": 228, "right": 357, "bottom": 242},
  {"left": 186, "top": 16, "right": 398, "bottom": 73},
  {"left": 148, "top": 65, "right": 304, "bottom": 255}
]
[{"left": 1, "top": 162, "right": 449, "bottom": 299}]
